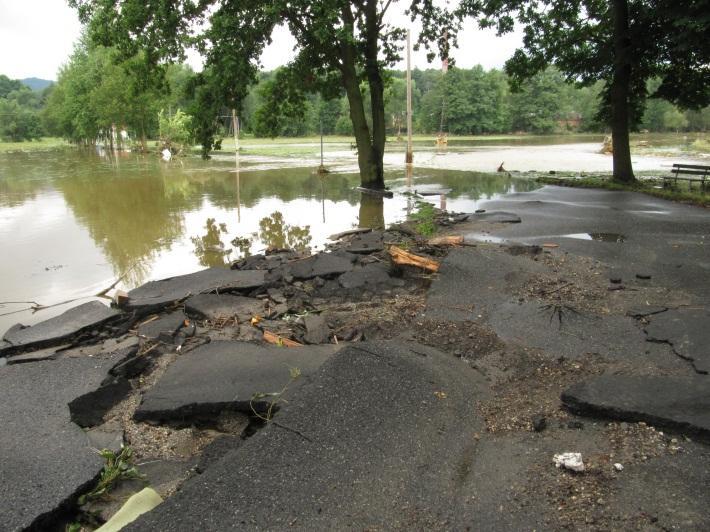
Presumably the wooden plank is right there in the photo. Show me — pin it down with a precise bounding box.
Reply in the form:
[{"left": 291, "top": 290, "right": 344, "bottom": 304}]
[
  {"left": 263, "top": 330, "right": 303, "bottom": 347},
  {"left": 671, "top": 169, "right": 709, "bottom": 176},
  {"left": 388, "top": 245, "right": 440, "bottom": 272},
  {"left": 428, "top": 235, "right": 464, "bottom": 246},
  {"left": 672, "top": 164, "right": 710, "bottom": 170}
]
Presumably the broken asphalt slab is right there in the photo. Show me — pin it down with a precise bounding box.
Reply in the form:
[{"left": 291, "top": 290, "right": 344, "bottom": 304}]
[
  {"left": 644, "top": 308, "right": 710, "bottom": 373},
  {"left": 122, "top": 268, "right": 267, "bottom": 312},
  {"left": 5, "top": 343, "right": 70, "bottom": 364},
  {"left": 0, "top": 352, "right": 129, "bottom": 531},
  {"left": 184, "top": 293, "right": 265, "bottom": 322},
  {"left": 137, "top": 310, "right": 187, "bottom": 342},
  {"left": 303, "top": 314, "right": 330, "bottom": 344},
  {"left": 426, "top": 246, "right": 545, "bottom": 321},
  {"left": 489, "top": 300, "right": 648, "bottom": 360},
  {"left": 134, "top": 341, "right": 342, "bottom": 422},
  {"left": 465, "top": 211, "right": 522, "bottom": 224},
  {"left": 338, "top": 262, "right": 397, "bottom": 290},
  {"left": 1, "top": 301, "right": 120, "bottom": 355},
  {"left": 425, "top": 246, "right": 674, "bottom": 363},
  {"left": 562, "top": 375, "right": 710, "bottom": 439},
  {"left": 341, "top": 230, "right": 384, "bottom": 254},
  {"left": 128, "top": 341, "right": 490, "bottom": 530},
  {"left": 285, "top": 251, "right": 355, "bottom": 280}
]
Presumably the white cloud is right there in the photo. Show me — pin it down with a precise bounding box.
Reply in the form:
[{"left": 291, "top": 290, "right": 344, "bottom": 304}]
[{"left": 0, "top": 0, "right": 82, "bottom": 80}]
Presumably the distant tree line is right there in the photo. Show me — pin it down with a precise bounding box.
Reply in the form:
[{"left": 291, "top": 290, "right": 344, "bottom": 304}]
[
  {"left": 237, "top": 66, "right": 710, "bottom": 138},
  {"left": 2, "top": 45, "right": 709, "bottom": 145},
  {"left": 0, "top": 75, "right": 50, "bottom": 141}
]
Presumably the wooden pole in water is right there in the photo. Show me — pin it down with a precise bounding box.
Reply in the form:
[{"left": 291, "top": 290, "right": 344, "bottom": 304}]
[
  {"left": 232, "top": 109, "right": 241, "bottom": 222},
  {"left": 405, "top": 29, "right": 413, "bottom": 165},
  {"left": 317, "top": 117, "right": 328, "bottom": 174}
]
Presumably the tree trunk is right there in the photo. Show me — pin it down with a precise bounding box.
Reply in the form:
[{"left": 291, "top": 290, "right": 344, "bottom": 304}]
[
  {"left": 610, "top": 0, "right": 635, "bottom": 183},
  {"left": 339, "top": 5, "right": 385, "bottom": 189},
  {"left": 364, "top": 0, "right": 386, "bottom": 185}
]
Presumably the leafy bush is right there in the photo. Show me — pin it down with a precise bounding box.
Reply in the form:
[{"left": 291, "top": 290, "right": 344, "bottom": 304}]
[{"left": 158, "top": 108, "right": 193, "bottom": 152}]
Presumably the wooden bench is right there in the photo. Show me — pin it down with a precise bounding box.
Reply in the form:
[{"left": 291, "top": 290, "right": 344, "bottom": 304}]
[{"left": 663, "top": 164, "right": 709, "bottom": 191}]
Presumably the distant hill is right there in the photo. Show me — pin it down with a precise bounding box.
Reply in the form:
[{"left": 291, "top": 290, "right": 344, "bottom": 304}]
[{"left": 20, "top": 77, "right": 53, "bottom": 91}]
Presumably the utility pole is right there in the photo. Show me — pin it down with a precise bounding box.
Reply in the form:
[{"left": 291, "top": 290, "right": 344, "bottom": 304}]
[
  {"left": 232, "top": 109, "right": 241, "bottom": 222},
  {"left": 231, "top": 108, "right": 240, "bottom": 152},
  {"left": 437, "top": 32, "right": 449, "bottom": 150},
  {"left": 405, "top": 29, "right": 413, "bottom": 165}
]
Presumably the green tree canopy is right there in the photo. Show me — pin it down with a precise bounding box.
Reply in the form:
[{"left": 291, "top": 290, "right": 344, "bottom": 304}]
[
  {"left": 70, "top": 0, "right": 454, "bottom": 188},
  {"left": 455, "top": 0, "right": 710, "bottom": 182},
  {"left": 44, "top": 40, "right": 167, "bottom": 146}
]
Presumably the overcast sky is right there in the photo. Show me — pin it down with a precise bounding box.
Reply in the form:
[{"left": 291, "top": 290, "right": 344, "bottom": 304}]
[{"left": 0, "top": 0, "right": 522, "bottom": 81}]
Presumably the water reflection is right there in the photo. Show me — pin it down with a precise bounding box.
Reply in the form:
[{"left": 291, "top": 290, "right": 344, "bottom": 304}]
[
  {"left": 231, "top": 235, "right": 253, "bottom": 259},
  {"left": 358, "top": 194, "right": 385, "bottom": 230},
  {"left": 0, "top": 148, "right": 540, "bottom": 333},
  {"left": 191, "top": 218, "right": 232, "bottom": 267},
  {"left": 58, "top": 169, "right": 187, "bottom": 287},
  {"left": 258, "top": 211, "right": 312, "bottom": 252}
]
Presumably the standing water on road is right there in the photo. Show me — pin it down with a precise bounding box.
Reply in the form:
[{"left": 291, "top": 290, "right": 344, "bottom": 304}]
[{"left": 0, "top": 149, "right": 538, "bottom": 333}]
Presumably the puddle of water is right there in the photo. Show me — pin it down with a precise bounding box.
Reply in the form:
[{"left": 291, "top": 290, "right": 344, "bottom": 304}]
[
  {"left": 464, "top": 233, "right": 507, "bottom": 244},
  {"left": 563, "top": 232, "right": 626, "bottom": 243},
  {"left": 0, "top": 149, "right": 539, "bottom": 333}
]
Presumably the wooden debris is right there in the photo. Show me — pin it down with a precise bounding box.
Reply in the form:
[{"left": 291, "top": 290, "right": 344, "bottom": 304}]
[
  {"left": 355, "top": 186, "right": 394, "bottom": 198},
  {"left": 328, "top": 227, "right": 372, "bottom": 241},
  {"left": 113, "top": 289, "right": 129, "bottom": 306},
  {"left": 542, "top": 243, "right": 559, "bottom": 249},
  {"left": 388, "top": 245, "right": 440, "bottom": 272},
  {"left": 263, "top": 330, "right": 303, "bottom": 347},
  {"left": 428, "top": 235, "right": 464, "bottom": 247}
]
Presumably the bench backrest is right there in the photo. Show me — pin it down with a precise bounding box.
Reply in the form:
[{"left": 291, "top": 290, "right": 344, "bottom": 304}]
[{"left": 672, "top": 163, "right": 710, "bottom": 177}]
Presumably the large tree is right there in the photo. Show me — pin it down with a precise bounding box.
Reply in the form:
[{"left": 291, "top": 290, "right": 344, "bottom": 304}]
[
  {"left": 71, "top": 0, "right": 451, "bottom": 189},
  {"left": 454, "top": 0, "right": 710, "bottom": 182}
]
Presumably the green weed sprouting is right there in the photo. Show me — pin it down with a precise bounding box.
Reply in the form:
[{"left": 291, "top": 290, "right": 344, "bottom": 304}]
[
  {"left": 411, "top": 201, "right": 438, "bottom": 237},
  {"left": 250, "top": 366, "right": 302, "bottom": 422},
  {"left": 78, "top": 446, "right": 146, "bottom": 505}
]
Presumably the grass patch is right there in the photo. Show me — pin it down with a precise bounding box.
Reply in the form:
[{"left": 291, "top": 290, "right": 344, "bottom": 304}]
[
  {"left": 0, "top": 137, "right": 71, "bottom": 153},
  {"left": 690, "top": 138, "right": 710, "bottom": 153},
  {"left": 538, "top": 175, "right": 710, "bottom": 207},
  {"left": 410, "top": 201, "right": 438, "bottom": 237}
]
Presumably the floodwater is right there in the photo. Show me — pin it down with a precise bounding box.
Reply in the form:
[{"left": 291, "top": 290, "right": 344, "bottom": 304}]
[
  {"left": 0, "top": 147, "right": 538, "bottom": 334},
  {"left": 0, "top": 133, "right": 702, "bottom": 334}
]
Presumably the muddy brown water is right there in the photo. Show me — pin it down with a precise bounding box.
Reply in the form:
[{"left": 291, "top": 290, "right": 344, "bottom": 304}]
[{"left": 0, "top": 148, "right": 540, "bottom": 334}]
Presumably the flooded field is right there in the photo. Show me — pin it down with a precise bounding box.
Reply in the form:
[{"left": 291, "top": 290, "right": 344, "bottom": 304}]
[
  {"left": 0, "top": 133, "right": 704, "bottom": 333},
  {"left": 0, "top": 147, "right": 538, "bottom": 333}
]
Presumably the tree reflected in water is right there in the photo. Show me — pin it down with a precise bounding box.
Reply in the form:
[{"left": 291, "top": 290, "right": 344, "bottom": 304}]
[
  {"left": 191, "top": 212, "right": 312, "bottom": 266},
  {"left": 258, "top": 211, "right": 312, "bottom": 252},
  {"left": 230, "top": 235, "right": 253, "bottom": 259},
  {"left": 358, "top": 194, "right": 385, "bottom": 230},
  {"left": 191, "top": 218, "right": 232, "bottom": 267}
]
